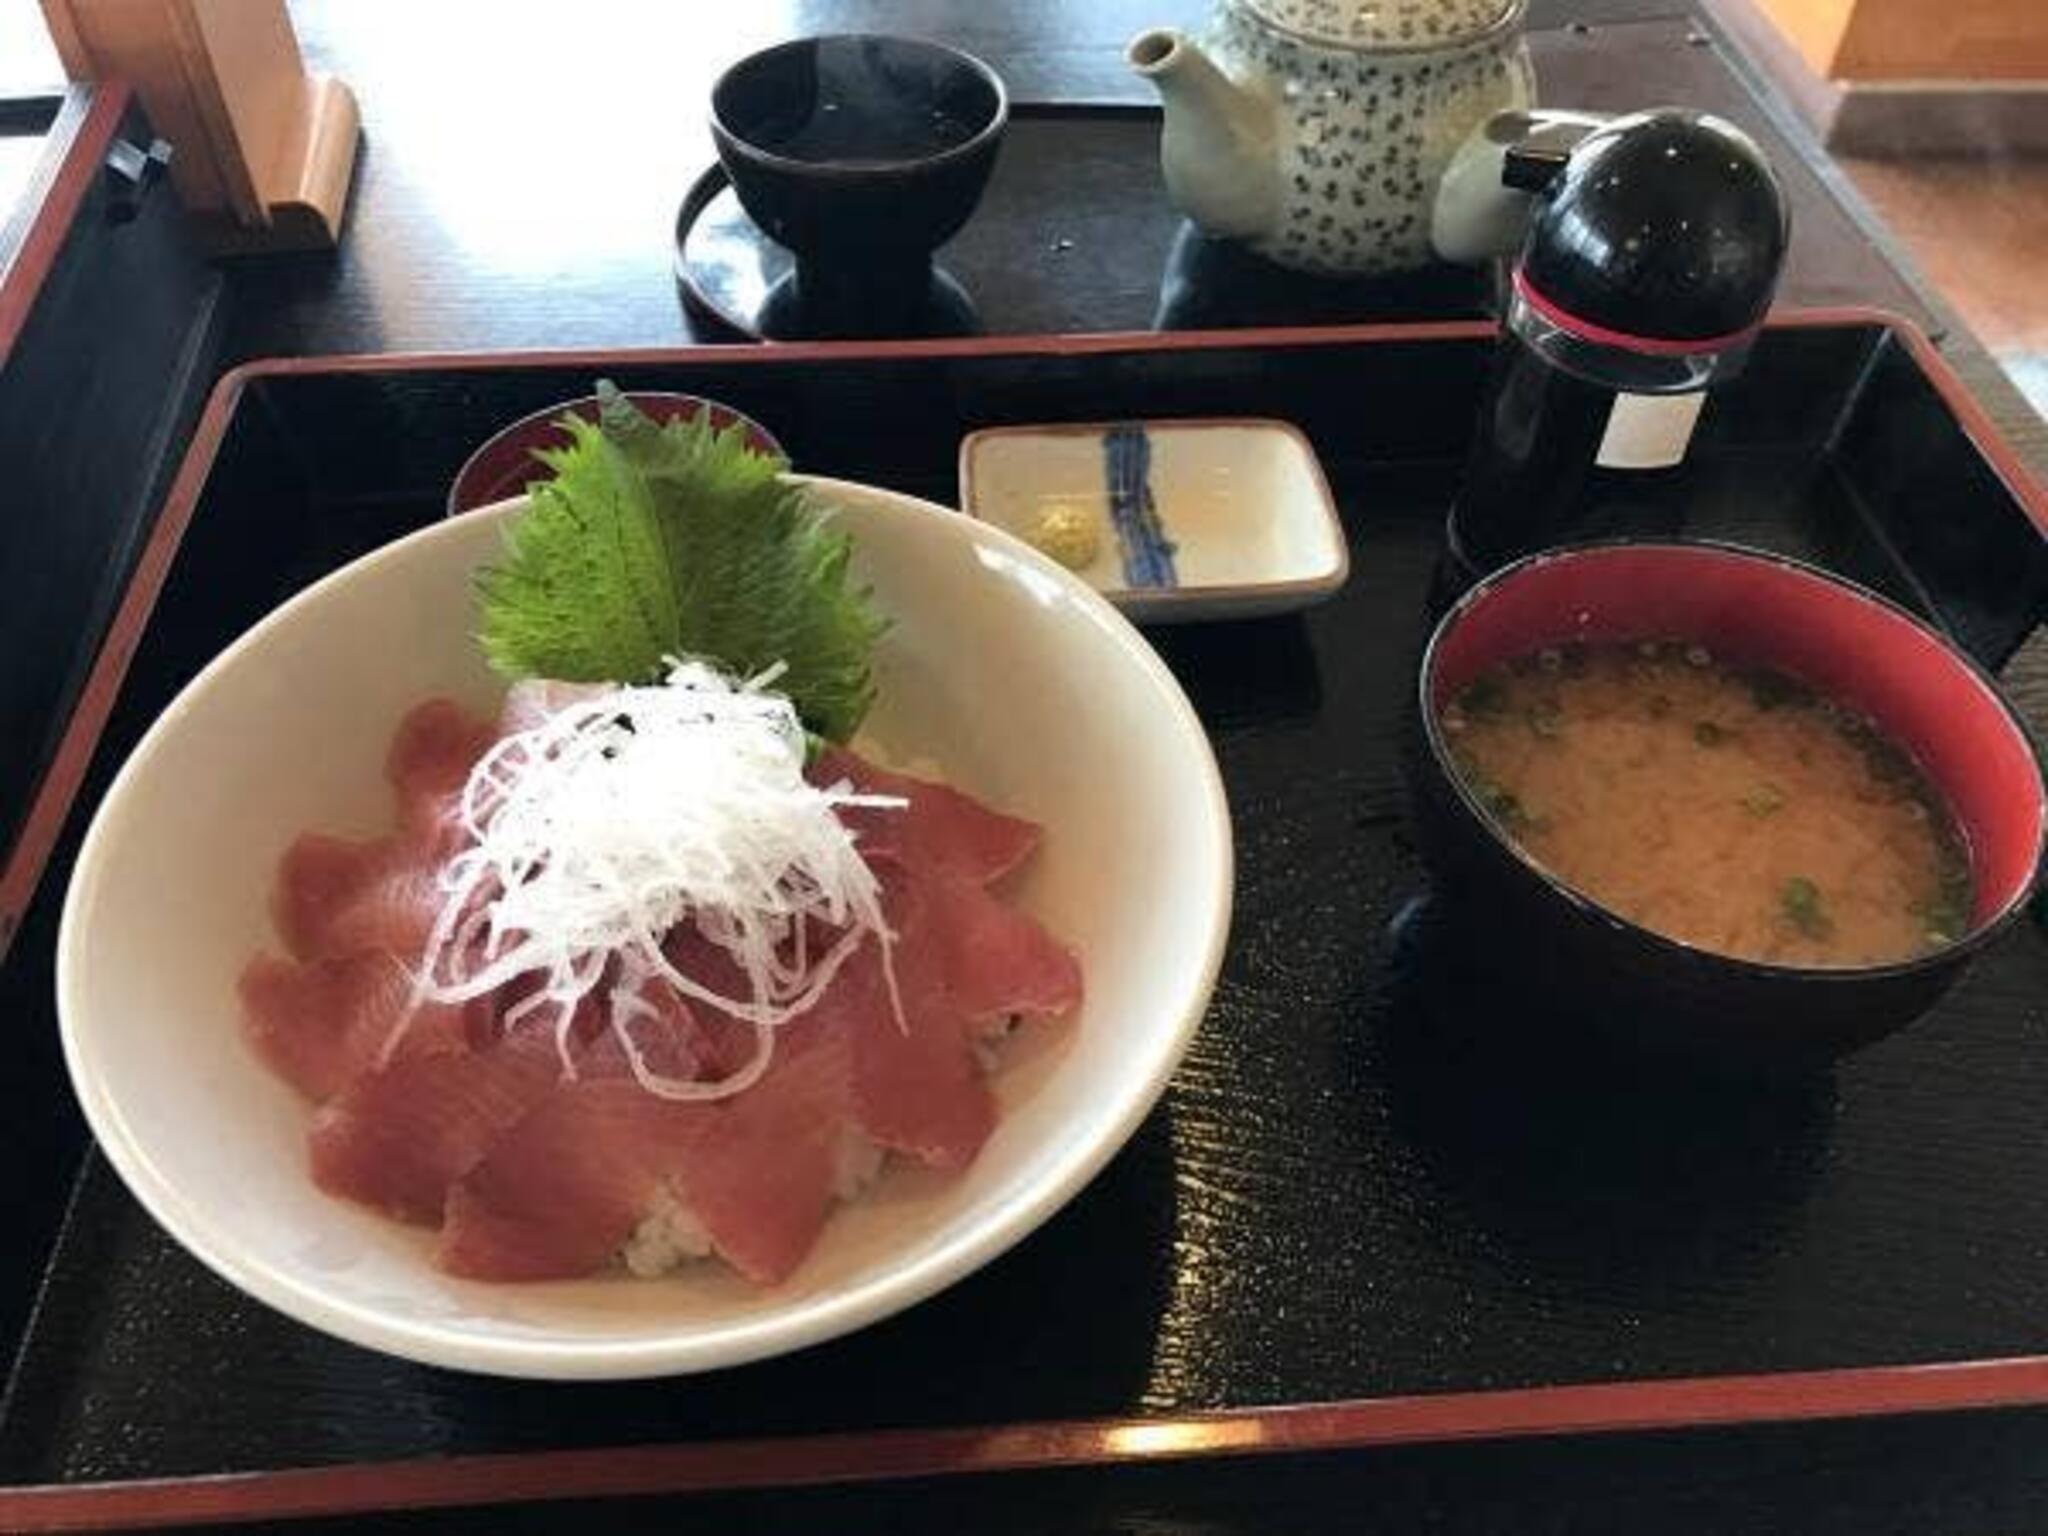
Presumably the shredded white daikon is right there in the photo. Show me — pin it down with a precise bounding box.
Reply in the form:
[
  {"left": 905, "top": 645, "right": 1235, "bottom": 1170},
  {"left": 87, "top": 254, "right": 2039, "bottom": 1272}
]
[{"left": 390, "top": 660, "right": 903, "bottom": 1100}]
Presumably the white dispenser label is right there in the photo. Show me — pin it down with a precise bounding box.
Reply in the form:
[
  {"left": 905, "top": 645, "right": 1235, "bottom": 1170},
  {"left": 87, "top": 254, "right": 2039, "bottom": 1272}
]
[{"left": 1595, "top": 391, "right": 1706, "bottom": 470}]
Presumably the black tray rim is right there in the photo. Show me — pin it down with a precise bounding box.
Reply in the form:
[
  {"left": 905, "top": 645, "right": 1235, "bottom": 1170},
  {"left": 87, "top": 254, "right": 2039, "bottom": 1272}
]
[{"left": 6, "top": 310, "right": 2048, "bottom": 1530}]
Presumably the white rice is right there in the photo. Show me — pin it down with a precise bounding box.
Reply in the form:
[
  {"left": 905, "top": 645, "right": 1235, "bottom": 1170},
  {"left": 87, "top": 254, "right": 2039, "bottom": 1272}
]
[
  {"left": 971, "top": 1012, "right": 1022, "bottom": 1072},
  {"left": 830, "top": 1125, "right": 886, "bottom": 1201},
  {"left": 619, "top": 1126, "right": 890, "bottom": 1278},
  {"left": 619, "top": 1183, "right": 714, "bottom": 1277}
]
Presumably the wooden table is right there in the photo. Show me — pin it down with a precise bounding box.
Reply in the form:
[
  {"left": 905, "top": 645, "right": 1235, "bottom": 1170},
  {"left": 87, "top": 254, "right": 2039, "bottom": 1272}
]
[{"left": 23, "top": 1, "right": 2048, "bottom": 1529}]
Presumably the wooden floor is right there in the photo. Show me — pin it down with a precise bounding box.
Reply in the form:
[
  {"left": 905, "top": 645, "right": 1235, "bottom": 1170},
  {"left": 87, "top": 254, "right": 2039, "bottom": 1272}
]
[{"left": 1838, "top": 155, "right": 2048, "bottom": 420}]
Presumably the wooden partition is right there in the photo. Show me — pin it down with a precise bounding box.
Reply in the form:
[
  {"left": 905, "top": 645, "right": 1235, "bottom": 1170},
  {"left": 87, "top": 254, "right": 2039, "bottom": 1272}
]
[
  {"left": 1751, "top": 0, "right": 2048, "bottom": 82},
  {"left": 37, "top": 0, "right": 357, "bottom": 247},
  {"left": 1708, "top": 0, "right": 2048, "bottom": 151}
]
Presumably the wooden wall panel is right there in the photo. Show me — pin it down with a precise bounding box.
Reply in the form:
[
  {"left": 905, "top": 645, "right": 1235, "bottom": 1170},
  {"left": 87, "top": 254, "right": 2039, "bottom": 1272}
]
[
  {"left": 1749, "top": 0, "right": 2048, "bottom": 80},
  {"left": 1751, "top": 0, "right": 1856, "bottom": 76},
  {"left": 1836, "top": 0, "right": 2048, "bottom": 81}
]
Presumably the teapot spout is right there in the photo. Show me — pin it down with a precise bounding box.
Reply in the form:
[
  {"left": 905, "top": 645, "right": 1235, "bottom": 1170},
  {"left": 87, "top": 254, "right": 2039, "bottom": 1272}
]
[{"left": 1128, "top": 29, "right": 1278, "bottom": 244}]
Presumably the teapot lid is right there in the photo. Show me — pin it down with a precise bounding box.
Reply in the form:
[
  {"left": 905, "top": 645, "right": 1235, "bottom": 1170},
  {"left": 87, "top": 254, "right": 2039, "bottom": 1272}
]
[{"left": 1240, "top": 0, "right": 1521, "bottom": 51}]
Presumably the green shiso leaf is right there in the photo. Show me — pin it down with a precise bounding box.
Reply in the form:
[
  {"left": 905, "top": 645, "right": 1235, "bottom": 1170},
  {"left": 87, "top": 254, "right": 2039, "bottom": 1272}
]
[{"left": 475, "top": 381, "right": 887, "bottom": 742}]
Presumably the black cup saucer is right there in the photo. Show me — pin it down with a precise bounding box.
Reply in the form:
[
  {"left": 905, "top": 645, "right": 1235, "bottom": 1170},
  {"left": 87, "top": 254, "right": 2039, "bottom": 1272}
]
[{"left": 673, "top": 164, "right": 981, "bottom": 342}]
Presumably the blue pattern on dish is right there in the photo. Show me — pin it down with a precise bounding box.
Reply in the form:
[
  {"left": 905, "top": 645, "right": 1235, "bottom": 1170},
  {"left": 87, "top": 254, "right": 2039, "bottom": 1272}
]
[{"left": 1103, "top": 424, "right": 1178, "bottom": 589}]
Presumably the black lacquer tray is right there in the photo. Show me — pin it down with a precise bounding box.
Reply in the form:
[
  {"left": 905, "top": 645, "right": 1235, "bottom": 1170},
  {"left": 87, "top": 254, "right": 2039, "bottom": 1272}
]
[{"left": 3, "top": 315, "right": 2046, "bottom": 1530}]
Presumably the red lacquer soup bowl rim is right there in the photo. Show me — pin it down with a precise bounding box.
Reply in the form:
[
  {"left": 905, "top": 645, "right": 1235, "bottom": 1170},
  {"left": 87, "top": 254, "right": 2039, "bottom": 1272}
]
[
  {"left": 1418, "top": 539, "right": 2048, "bottom": 983},
  {"left": 446, "top": 392, "right": 787, "bottom": 517}
]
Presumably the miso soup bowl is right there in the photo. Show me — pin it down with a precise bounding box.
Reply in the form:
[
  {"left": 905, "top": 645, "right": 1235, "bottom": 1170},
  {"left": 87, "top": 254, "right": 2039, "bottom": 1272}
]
[{"left": 1410, "top": 542, "right": 2046, "bottom": 1069}]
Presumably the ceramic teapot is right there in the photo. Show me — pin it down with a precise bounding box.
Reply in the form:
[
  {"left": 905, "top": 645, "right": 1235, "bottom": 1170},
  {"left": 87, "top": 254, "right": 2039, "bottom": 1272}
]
[{"left": 1129, "top": 0, "right": 1587, "bottom": 276}]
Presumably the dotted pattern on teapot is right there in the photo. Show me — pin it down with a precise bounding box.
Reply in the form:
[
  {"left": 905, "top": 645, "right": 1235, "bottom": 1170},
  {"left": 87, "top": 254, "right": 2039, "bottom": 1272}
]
[
  {"left": 1214, "top": 4, "right": 1533, "bottom": 275},
  {"left": 1244, "top": 0, "right": 1514, "bottom": 49}
]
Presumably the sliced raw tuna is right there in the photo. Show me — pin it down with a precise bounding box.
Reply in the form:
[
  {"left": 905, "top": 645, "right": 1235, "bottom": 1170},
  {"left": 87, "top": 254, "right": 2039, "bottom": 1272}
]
[
  {"left": 386, "top": 698, "right": 495, "bottom": 846},
  {"left": 606, "top": 961, "right": 745, "bottom": 1084},
  {"left": 666, "top": 1013, "right": 852, "bottom": 1283},
  {"left": 271, "top": 833, "right": 388, "bottom": 960},
  {"left": 812, "top": 748, "right": 1040, "bottom": 885},
  {"left": 271, "top": 833, "right": 448, "bottom": 964},
  {"left": 442, "top": 982, "right": 854, "bottom": 1285},
  {"left": 387, "top": 698, "right": 494, "bottom": 802},
  {"left": 439, "top": 1078, "right": 696, "bottom": 1280},
  {"left": 835, "top": 879, "right": 994, "bottom": 1169},
  {"left": 314, "top": 858, "right": 448, "bottom": 962},
  {"left": 309, "top": 1021, "right": 566, "bottom": 1224},
  {"left": 439, "top": 992, "right": 687, "bottom": 1280},
  {"left": 240, "top": 950, "right": 472, "bottom": 1103},
  {"left": 656, "top": 928, "right": 773, "bottom": 1081},
  {"left": 931, "top": 876, "right": 1083, "bottom": 1022}
]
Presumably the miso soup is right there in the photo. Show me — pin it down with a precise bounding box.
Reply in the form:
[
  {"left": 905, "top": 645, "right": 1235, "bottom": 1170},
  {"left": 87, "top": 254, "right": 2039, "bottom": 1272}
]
[{"left": 1439, "top": 641, "right": 1972, "bottom": 967}]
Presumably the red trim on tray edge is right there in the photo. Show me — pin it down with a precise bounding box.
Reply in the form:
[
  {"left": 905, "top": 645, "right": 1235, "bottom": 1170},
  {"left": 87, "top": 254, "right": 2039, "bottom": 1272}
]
[
  {"left": 1512, "top": 267, "right": 1762, "bottom": 358},
  {"left": 0, "top": 83, "right": 131, "bottom": 371},
  {"left": 5, "top": 1356, "right": 2048, "bottom": 1531}
]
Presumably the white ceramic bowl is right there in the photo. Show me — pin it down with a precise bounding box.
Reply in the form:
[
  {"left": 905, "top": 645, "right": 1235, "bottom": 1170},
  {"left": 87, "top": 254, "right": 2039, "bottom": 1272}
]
[{"left": 57, "top": 477, "right": 1231, "bottom": 1380}]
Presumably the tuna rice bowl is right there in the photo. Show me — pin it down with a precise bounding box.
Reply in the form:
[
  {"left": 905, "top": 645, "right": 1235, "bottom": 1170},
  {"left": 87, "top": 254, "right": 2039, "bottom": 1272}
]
[
  {"left": 237, "top": 390, "right": 1082, "bottom": 1287},
  {"left": 56, "top": 381, "right": 1229, "bottom": 1377}
]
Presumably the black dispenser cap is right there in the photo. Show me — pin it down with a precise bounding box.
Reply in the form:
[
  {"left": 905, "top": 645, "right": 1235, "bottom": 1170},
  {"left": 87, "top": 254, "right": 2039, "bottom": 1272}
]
[{"left": 1514, "top": 109, "right": 1789, "bottom": 351}]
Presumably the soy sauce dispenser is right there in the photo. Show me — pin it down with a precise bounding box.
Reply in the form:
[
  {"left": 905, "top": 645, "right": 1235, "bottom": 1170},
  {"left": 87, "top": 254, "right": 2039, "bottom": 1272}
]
[{"left": 1443, "top": 109, "right": 1790, "bottom": 591}]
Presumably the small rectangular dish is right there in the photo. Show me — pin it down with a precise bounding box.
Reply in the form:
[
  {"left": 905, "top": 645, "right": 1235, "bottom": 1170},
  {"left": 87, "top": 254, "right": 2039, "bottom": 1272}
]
[{"left": 957, "top": 417, "right": 1350, "bottom": 622}]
